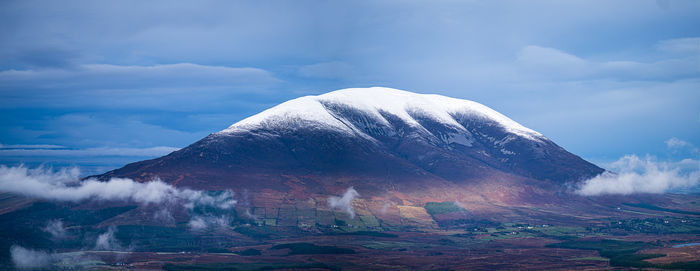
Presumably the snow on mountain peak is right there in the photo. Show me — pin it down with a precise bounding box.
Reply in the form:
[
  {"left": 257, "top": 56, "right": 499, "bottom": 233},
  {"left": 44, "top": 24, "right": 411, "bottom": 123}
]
[{"left": 219, "top": 87, "right": 543, "bottom": 140}]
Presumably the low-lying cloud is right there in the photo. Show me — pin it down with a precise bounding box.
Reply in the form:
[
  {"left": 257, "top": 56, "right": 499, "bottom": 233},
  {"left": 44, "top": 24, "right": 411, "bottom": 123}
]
[
  {"left": 0, "top": 165, "right": 237, "bottom": 234},
  {"left": 0, "top": 165, "right": 236, "bottom": 208},
  {"left": 187, "top": 215, "right": 231, "bottom": 231},
  {"left": 94, "top": 226, "right": 122, "bottom": 251},
  {"left": 328, "top": 187, "right": 359, "bottom": 218},
  {"left": 10, "top": 246, "right": 95, "bottom": 270},
  {"left": 576, "top": 155, "right": 700, "bottom": 196},
  {"left": 43, "top": 220, "right": 68, "bottom": 240},
  {"left": 10, "top": 246, "right": 53, "bottom": 269}
]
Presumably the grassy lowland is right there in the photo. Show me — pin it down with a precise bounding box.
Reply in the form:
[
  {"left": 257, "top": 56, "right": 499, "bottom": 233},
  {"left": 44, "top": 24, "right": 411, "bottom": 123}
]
[
  {"left": 235, "top": 248, "right": 261, "bottom": 256},
  {"left": 115, "top": 225, "right": 202, "bottom": 252},
  {"left": 269, "top": 243, "right": 356, "bottom": 255},
  {"left": 163, "top": 262, "right": 340, "bottom": 271},
  {"left": 622, "top": 203, "right": 700, "bottom": 216},
  {"left": 330, "top": 231, "right": 398, "bottom": 238},
  {"left": 424, "top": 201, "right": 466, "bottom": 215},
  {"left": 546, "top": 239, "right": 700, "bottom": 269}
]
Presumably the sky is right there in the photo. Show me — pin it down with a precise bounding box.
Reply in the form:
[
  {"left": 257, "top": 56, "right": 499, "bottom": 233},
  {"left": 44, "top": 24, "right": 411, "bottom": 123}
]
[{"left": 0, "top": 0, "right": 699, "bottom": 175}]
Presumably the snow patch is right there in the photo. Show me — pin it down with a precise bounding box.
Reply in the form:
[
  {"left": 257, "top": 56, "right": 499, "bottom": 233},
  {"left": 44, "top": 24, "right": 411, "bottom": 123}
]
[
  {"left": 500, "top": 149, "right": 515, "bottom": 155},
  {"left": 217, "top": 87, "right": 544, "bottom": 141},
  {"left": 445, "top": 132, "right": 474, "bottom": 146}
]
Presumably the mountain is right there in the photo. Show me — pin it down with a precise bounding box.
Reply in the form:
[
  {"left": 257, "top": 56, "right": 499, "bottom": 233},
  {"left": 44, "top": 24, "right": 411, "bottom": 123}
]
[{"left": 96, "top": 87, "right": 603, "bottom": 206}]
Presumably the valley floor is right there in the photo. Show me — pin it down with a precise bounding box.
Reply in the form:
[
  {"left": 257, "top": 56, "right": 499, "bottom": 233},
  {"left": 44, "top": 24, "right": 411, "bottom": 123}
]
[{"left": 1, "top": 192, "right": 699, "bottom": 270}]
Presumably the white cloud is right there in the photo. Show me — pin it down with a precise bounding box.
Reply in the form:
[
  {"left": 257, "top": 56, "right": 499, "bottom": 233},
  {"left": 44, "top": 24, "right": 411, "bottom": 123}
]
[
  {"left": 0, "top": 143, "right": 64, "bottom": 149},
  {"left": 43, "top": 220, "right": 68, "bottom": 240},
  {"left": 187, "top": 216, "right": 208, "bottom": 231},
  {"left": 0, "top": 63, "right": 279, "bottom": 88},
  {"left": 576, "top": 155, "right": 700, "bottom": 196},
  {"left": 0, "top": 165, "right": 236, "bottom": 208},
  {"left": 666, "top": 137, "right": 699, "bottom": 153},
  {"left": 94, "top": 226, "right": 122, "bottom": 251},
  {"left": 0, "top": 165, "right": 238, "bottom": 235},
  {"left": 328, "top": 187, "right": 359, "bottom": 218},
  {"left": 10, "top": 246, "right": 53, "bottom": 269},
  {"left": 241, "top": 208, "right": 257, "bottom": 221},
  {"left": 187, "top": 215, "right": 230, "bottom": 231},
  {"left": 0, "top": 146, "right": 179, "bottom": 157},
  {"left": 153, "top": 208, "right": 175, "bottom": 224},
  {"left": 380, "top": 202, "right": 391, "bottom": 215},
  {"left": 10, "top": 246, "right": 95, "bottom": 270}
]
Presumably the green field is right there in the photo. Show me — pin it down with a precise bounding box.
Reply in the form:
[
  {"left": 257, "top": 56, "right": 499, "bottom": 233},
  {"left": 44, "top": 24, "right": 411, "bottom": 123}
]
[
  {"left": 424, "top": 201, "right": 465, "bottom": 215},
  {"left": 269, "top": 243, "right": 356, "bottom": 255}
]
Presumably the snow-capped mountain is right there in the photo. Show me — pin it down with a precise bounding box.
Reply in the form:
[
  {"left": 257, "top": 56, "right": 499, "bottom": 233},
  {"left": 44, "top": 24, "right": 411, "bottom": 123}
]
[
  {"left": 221, "top": 87, "right": 542, "bottom": 141},
  {"left": 96, "top": 87, "right": 603, "bottom": 198}
]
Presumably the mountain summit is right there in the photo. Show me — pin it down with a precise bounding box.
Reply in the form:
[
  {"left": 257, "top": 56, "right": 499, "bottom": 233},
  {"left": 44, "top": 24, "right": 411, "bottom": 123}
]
[
  {"left": 220, "top": 87, "right": 543, "bottom": 141},
  {"left": 97, "top": 87, "right": 603, "bottom": 204}
]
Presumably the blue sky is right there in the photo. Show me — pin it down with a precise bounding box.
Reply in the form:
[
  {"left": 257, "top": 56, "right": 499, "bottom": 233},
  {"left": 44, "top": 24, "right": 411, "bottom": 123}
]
[{"left": 0, "top": 0, "right": 699, "bottom": 174}]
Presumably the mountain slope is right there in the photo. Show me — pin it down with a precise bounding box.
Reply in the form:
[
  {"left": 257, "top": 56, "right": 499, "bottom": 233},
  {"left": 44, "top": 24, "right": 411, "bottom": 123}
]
[{"left": 96, "top": 87, "right": 603, "bottom": 199}]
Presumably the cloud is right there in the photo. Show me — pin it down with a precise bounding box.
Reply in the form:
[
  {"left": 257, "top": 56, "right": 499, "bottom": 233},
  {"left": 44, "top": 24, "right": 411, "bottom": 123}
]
[
  {"left": 0, "top": 146, "right": 179, "bottom": 157},
  {"left": 243, "top": 208, "right": 258, "bottom": 220},
  {"left": 10, "top": 245, "right": 95, "bottom": 270},
  {"left": 10, "top": 246, "right": 53, "bottom": 269},
  {"left": 0, "top": 165, "right": 238, "bottom": 235},
  {"left": 666, "top": 137, "right": 693, "bottom": 148},
  {"left": 328, "top": 187, "right": 359, "bottom": 218},
  {"left": 0, "top": 165, "right": 236, "bottom": 208},
  {"left": 666, "top": 137, "right": 699, "bottom": 153},
  {"left": 187, "top": 217, "right": 208, "bottom": 231},
  {"left": 0, "top": 143, "right": 64, "bottom": 149},
  {"left": 187, "top": 215, "right": 231, "bottom": 231},
  {"left": 4, "top": 113, "right": 207, "bottom": 151},
  {"left": 0, "top": 63, "right": 282, "bottom": 113},
  {"left": 153, "top": 208, "right": 175, "bottom": 224},
  {"left": 94, "top": 226, "right": 123, "bottom": 251},
  {"left": 516, "top": 42, "right": 699, "bottom": 81},
  {"left": 517, "top": 45, "right": 589, "bottom": 75},
  {"left": 43, "top": 220, "right": 68, "bottom": 240},
  {"left": 0, "top": 63, "right": 279, "bottom": 89},
  {"left": 380, "top": 202, "right": 391, "bottom": 215},
  {"left": 576, "top": 155, "right": 700, "bottom": 196},
  {"left": 655, "top": 37, "right": 700, "bottom": 55}
]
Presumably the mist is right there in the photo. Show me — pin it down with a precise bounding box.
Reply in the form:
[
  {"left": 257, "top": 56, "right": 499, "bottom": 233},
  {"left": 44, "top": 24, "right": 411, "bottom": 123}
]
[
  {"left": 576, "top": 155, "right": 700, "bottom": 196},
  {"left": 328, "top": 187, "right": 359, "bottom": 218},
  {"left": 188, "top": 215, "right": 231, "bottom": 231},
  {"left": 0, "top": 165, "right": 236, "bottom": 209},
  {"left": 10, "top": 246, "right": 52, "bottom": 269},
  {"left": 10, "top": 246, "right": 95, "bottom": 270},
  {"left": 94, "top": 226, "right": 123, "bottom": 251},
  {"left": 42, "top": 220, "right": 68, "bottom": 240}
]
